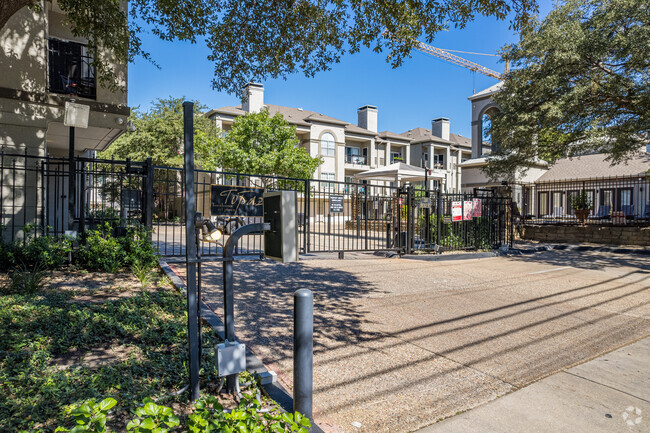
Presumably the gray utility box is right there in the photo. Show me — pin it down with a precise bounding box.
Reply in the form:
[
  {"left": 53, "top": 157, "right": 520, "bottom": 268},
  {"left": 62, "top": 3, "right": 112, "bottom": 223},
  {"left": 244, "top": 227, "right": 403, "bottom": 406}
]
[
  {"left": 263, "top": 191, "right": 298, "bottom": 263},
  {"left": 216, "top": 341, "right": 246, "bottom": 377}
]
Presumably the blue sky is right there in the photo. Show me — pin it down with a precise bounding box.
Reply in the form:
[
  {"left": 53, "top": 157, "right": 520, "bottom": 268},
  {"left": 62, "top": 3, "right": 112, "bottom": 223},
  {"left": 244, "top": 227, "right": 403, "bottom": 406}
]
[{"left": 128, "top": 1, "right": 555, "bottom": 139}]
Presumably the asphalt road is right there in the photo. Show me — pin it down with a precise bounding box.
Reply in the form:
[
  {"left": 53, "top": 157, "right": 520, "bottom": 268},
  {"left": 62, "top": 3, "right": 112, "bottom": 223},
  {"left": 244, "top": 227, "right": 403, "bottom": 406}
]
[{"left": 190, "top": 249, "right": 650, "bottom": 433}]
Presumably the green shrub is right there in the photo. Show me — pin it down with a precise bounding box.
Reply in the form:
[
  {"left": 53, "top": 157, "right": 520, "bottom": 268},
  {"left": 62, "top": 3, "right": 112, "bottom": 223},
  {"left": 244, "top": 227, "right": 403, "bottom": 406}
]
[
  {"left": 188, "top": 393, "right": 310, "bottom": 433},
  {"left": 126, "top": 398, "right": 179, "bottom": 433},
  {"left": 120, "top": 223, "right": 158, "bottom": 269},
  {"left": 76, "top": 224, "right": 124, "bottom": 273},
  {"left": 55, "top": 397, "right": 117, "bottom": 433},
  {"left": 5, "top": 263, "right": 50, "bottom": 295},
  {"left": 76, "top": 223, "right": 157, "bottom": 273},
  {"left": 1, "top": 226, "right": 73, "bottom": 271}
]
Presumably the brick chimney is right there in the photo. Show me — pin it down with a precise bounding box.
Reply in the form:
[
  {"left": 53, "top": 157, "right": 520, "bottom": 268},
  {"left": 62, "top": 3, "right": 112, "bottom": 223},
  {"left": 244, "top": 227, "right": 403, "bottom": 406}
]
[
  {"left": 242, "top": 83, "right": 264, "bottom": 113},
  {"left": 432, "top": 117, "right": 450, "bottom": 141},
  {"left": 357, "top": 105, "right": 378, "bottom": 132}
]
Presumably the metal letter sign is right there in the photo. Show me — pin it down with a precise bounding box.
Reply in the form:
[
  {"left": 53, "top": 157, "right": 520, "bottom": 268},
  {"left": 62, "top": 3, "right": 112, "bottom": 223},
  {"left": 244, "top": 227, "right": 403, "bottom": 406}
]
[
  {"left": 452, "top": 201, "right": 463, "bottom": 222},
  {"left": 329, "top": 195, "right": 344, "bottom": 213},
  {"left": 211, "top": 185, "right": 264, "bottom": 217}
]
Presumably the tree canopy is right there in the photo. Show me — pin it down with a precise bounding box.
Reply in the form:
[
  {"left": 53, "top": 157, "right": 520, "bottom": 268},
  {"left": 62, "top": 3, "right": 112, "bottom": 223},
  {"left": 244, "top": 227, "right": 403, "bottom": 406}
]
[
  {"left": 487, "top": 0, "right": 650, "bottom": 179},
  {"left": 2, "top": 0, "right": 537, "bottom": 93},
  {"left": 203, "top": 110, "right": 322, "bottom": 184},
  {"left": 100, "top": 97, "right": 219, "bottom": 167}
]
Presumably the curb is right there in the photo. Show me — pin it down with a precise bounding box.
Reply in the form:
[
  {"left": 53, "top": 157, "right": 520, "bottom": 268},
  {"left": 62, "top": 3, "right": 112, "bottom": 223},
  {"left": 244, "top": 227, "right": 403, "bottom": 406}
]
[{"left": 507, "top": 243, "right": 650, "bottom": 256}]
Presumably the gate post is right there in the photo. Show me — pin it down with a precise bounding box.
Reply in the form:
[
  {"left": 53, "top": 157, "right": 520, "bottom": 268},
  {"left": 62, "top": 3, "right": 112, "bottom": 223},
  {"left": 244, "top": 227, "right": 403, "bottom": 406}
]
[
  {"left": 143, "top": 157, "right": 154, "bottom": 234},
  {"left": 406, "top": 186, "right": 414, "bottom": 254},
  {"left": 183, "top": 101, "right": 200, "bottom": 402},
  {"left": 436, "top": 189, "right": 442, "bottom": 247},
  {"left": 304, "top": 179, "right": 310, "bottom": 253}
]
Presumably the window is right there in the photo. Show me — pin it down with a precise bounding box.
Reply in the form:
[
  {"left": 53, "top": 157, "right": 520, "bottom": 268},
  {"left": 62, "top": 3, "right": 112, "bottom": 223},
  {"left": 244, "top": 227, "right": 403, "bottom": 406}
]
[
  {"left": 422, "top": 150, "right": 429, "bottom": 168},
  {"left": 48, "top": 38, "right": 96, "bottom": 99},
  {"left": 538, "top": 192, "right": 549, "bottom": 216},
  {"left": 321, "top": 133, "right": 336, "bottom": 157},
  {"left": 601, "top": 189, "right": 614, "bottom": 209},
  {"left": 551, "top": 192, "right": 564, "bottom": 214},
  {"left": 321, "top": 172, "right": 335, "bottom": 191},
  {"left": 390, "top": 151, "right": 402, "bottom": 164},
  {"left": 433, "top": 153, "right": 444, "bottom": 169},
  {"left": 619, "top": 188, "right": 632, "bottom": 207},
  {"left": 345, "top": 147, "right": 367, "bottom": 164},
  {"left": 567, "top": 190, "right": 594, "bottom": 215}
]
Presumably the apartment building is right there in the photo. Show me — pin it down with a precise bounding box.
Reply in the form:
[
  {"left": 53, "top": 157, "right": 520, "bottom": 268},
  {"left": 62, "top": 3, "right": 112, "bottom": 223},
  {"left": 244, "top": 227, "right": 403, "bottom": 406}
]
[
  {"left": 0, "top": 0, "right": 129, "bottom": 239},
  {"left": 206, "top": 83, "right": 469, "bottom": 192},
  {"left": 401, "top": 118, "right": 472, "bottom": 192},
  {"left": 0, "top": 0, "right": 129, "bottom": 156}
]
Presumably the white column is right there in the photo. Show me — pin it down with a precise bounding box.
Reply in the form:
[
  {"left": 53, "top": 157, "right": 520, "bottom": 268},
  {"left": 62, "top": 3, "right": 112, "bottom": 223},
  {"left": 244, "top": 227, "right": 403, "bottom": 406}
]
[
  {"left": 385, "top": 142, "right": 391, "bottom": 165},
  {"left": 404, "top": 144, "right": 410, "bottom": 165},
  {"left": 369, "top": 138, "right": 377, "bottom": 168}
]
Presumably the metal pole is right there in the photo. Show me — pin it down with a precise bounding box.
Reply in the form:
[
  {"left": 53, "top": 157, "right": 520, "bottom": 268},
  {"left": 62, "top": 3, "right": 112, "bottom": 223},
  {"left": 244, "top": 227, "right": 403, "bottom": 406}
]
[
  {"left": 223, "top": 222, "right": 269, "bottom": 393},
  {"left": 294, "top": 289, "right": 313, "bottom": 421},
  {"left": 68, "top": 126, "right": 75, "bottom": 231},
  {"left": 143, "top": 157, "right": 154, "bottom": 234},
  {"left": 183, "top": 101, "right": 200, "bottom": 401}
]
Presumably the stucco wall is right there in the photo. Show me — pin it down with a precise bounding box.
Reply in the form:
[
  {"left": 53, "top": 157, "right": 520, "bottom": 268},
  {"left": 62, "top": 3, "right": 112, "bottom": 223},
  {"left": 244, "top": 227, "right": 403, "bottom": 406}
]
[{"left": 517, "top": 224, "right": 650, "bottom": 246}]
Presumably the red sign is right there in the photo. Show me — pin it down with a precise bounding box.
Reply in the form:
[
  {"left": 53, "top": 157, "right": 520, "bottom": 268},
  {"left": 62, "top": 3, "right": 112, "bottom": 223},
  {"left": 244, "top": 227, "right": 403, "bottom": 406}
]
[
  {"left": 452, "top": 201, "right": 462, "bottom": 221},
  {"left": 473, "top": 198, "right": 482, "bottom": 218},
  {"left": 463, "top": 201, "right": 473, "bottom": 220}
]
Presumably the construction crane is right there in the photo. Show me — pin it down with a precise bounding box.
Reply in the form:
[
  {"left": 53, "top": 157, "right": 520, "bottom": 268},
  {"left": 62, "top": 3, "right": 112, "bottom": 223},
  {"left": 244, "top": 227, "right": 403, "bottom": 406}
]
[{"left": 413, "top": 40, "right": 504, "bottom": 80}]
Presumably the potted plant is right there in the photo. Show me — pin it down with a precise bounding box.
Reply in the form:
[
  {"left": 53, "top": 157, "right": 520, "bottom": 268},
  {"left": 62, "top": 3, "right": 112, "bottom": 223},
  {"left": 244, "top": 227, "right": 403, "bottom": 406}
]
[{"left": 570, "top": 191, "right": 592, "bottom": 224}]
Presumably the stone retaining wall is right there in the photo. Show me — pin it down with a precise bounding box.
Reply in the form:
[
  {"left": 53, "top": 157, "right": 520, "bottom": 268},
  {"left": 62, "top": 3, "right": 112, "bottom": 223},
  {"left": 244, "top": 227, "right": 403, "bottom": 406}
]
[{"left": 517, "top": 224, "right": 650, "bottom": 246}]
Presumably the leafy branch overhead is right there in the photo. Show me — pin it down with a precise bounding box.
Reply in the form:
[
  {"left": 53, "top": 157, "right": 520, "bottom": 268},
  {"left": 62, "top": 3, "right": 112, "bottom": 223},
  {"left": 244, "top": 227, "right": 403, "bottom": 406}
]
[
  {"left": 1, "top": 0, "right": 538, "bottom": 94},
  {"left": 487, "top": 0, "right": 650, "bottom": 179}
]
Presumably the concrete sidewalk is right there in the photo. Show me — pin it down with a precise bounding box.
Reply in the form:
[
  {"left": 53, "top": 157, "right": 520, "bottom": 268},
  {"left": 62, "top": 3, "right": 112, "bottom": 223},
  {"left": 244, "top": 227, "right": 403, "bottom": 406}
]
[{"left": 417, "top": 337, "right": 649, "bottom": 433}]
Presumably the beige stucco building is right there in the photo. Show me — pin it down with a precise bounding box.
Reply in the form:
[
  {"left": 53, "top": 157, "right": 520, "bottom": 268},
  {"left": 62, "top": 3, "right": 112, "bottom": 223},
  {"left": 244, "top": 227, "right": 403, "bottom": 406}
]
[
  {"left": 0, "top": 0, "right": 129, "bottom": 157},
  {"left": 1, "top": 1, "right": 129, "bottom": 239},
  {"left": 206, "top": 83, "right": 470, "bottom": 192}
]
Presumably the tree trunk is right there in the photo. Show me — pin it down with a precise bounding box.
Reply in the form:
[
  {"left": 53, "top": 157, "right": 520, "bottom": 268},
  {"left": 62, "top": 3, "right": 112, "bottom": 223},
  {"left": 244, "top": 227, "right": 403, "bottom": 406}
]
[{"left": 0, "top": 0, "right": 32, "bottom": 30}]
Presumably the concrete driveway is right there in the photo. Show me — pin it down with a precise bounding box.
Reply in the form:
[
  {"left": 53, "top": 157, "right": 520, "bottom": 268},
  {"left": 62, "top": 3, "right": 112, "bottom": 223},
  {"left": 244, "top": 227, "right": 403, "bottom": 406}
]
[{"left": 192, "top": 249, "right": 650, "bottom": 433}]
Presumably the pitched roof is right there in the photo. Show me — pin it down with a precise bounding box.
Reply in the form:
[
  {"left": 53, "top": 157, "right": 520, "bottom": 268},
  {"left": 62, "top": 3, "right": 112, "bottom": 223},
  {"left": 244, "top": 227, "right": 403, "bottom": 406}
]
[
  {"left": 208, "top": 104, "right": 372, "bottom": 131},
  {"left": 468, "top": 81, "right": 504, "bottom": 101},
  {"left": 537, "top": 152, "right": 650, "bottom": 182},
  {"left": 377, "top": 130, "right": 411, "bottom": 142},
  {"left": 399, "top": 127, "right": 471, "bottom": 147}
]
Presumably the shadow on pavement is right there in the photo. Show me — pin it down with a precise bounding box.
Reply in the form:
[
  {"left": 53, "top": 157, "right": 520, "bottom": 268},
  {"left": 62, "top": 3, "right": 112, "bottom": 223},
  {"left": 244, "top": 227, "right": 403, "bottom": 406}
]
[{"left": 509, "top": 249, "right": 650, "bottom": 271}]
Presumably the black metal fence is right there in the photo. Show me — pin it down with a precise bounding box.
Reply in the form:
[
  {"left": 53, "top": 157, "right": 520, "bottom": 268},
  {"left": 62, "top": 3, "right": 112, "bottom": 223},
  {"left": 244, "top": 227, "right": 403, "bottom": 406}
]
[
  {"left": 517, "top": 175, "right": 650, "bottom": 226},
  {"left": 1, "top": 150, "right": 513, "bottom": 255}
]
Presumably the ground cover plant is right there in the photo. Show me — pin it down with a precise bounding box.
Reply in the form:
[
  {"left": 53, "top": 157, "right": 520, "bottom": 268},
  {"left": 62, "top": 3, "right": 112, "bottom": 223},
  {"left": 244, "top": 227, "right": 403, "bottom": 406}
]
[
  {"left": 0, "top": 272, "right": 221, "bottom": 431},
  {"left": 0, "top": 232, "right": 308, "bottom": 432}
]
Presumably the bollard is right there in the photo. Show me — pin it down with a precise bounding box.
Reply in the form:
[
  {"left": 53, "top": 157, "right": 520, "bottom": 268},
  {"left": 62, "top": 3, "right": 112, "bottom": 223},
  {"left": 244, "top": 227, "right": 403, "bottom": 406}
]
[{"left": 294, "top": 289, "right": 313, "bottom": 421}]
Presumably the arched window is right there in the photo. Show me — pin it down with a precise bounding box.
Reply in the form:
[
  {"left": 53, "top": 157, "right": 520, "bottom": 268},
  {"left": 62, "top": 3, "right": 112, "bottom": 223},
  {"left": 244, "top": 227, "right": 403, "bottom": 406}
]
[
  {"left": 481, "top": 113, "right": 492, "bottom": 155},
  {"left": 321, "top": 133, "right": 336, "bottom": 157},
  {"left": 480, "top": 107, "right": 500, "bottom": 155}
]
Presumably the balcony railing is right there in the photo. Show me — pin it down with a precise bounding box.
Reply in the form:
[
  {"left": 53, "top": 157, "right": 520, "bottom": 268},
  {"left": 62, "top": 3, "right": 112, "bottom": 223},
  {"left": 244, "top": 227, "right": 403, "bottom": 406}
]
[
  {"left": 345, "top": 154, "right": 367, "bottom": 165},
  {"left": 48, "top": 38, "right": 96, "bottom": 99}
]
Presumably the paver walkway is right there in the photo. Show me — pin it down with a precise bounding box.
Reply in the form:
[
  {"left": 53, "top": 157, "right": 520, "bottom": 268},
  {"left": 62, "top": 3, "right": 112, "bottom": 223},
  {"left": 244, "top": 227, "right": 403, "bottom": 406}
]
[
  {"left": 417, "top": 336, "right": 649, "bottom": 433},
  {"left": 176, "top": 249, "right": 649, "bottom": 432}
]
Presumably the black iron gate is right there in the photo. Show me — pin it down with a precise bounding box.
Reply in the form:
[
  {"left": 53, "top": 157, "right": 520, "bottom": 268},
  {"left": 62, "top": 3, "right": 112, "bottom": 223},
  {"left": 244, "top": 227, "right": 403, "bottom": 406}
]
[{"left": 303, "top": 181, "right": 513, "bottom": 254}]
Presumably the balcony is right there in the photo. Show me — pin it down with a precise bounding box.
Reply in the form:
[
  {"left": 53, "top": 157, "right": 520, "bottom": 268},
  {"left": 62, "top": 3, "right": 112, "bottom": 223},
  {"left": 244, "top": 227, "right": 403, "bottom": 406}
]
[
  {"left": 48, "top": 38, "right": 96, "bottom": 99},
  {"left": 345, "top": 154, "right": 368, "bottom": 165}
]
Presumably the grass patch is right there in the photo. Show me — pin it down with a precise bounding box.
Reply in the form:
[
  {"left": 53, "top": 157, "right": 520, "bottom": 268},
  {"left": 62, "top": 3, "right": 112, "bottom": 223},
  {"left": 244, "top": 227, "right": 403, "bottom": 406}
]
[{"left": 0, "top": 278, "right": 219, "bottom": 432}]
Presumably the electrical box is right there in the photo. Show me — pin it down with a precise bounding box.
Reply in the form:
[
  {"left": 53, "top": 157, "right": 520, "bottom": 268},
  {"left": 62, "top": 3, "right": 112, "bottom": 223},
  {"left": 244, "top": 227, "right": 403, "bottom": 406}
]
[
  {"left": 216, "top": 341, "right": 246, "bottom": 377},
  {"left": 263, "top": 191, "right": 298, "bottom": 263}
]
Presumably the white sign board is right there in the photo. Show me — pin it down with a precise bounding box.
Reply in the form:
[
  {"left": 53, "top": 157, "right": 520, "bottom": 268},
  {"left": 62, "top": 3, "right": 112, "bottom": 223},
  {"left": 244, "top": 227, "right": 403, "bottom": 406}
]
[
  {"left": 420, "top": 197, "right": 431, "bottom": 209},
  {"left": 64, "top": 101, "right": 90, "bottom": 129},
  {"left": 452, "top": 201, "right": 462, "bottom": 222}
]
